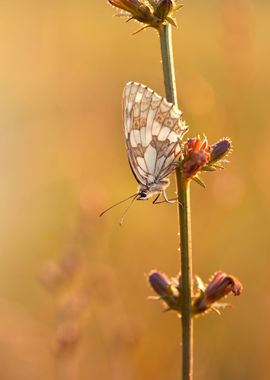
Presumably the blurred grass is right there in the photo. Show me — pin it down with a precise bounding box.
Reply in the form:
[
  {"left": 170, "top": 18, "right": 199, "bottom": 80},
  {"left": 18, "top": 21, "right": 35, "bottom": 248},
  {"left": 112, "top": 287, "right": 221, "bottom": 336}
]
[{"left": 0, "top": 0, "right": 269, "bottom": 379}]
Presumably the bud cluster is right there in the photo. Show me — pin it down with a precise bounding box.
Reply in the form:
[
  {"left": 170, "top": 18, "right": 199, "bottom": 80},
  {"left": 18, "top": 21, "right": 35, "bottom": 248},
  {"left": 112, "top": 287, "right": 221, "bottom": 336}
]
[
  {"left": 148, "top": 270, "right": 242, "bottom": 317},
  {"left": 182, "top": 136, "right": 211, "bottom": 179},
  {"left": 181, "top": 136, "right": 232, "bottom": 183},
  {"left": 108, "top": 0, "right": 182, "bottom": 32}
]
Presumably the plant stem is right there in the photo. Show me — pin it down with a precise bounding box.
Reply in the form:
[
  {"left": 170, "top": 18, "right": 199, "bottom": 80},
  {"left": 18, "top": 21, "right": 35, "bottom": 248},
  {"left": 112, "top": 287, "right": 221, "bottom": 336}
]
[
  {"left": 159, "top": 24, "right": 193, "bottom": 380},
  {"left": 159, "top": 24, "right": 178, "bottom": 105},
  {"left": 178, "top": 177, "right": 193, "bottom": 380}
]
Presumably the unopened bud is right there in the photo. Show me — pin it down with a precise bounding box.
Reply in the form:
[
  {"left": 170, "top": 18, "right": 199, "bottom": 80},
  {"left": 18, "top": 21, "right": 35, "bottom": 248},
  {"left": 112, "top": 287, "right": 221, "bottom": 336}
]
[
  {"left": 108, "top": 0, "right": 182, "bottom": 32},
  {"left": 109, "top": 0, "right": 142, "bottom": 12},
  {"left": 148, "top": 270, "right": 180, "bottom": 311},
  {"left": 193, "top": 271, "right": 243, "bottom": 314},
  {"left": 154, "top": 0, "right": 174, "bottom": 21},
  {"left": 182, "top": 137, "right": 211, "bottom": 179},
  {"left": 109, "top": 0, "right": 154, "bottom": 25},
  {"left": 205, "top": 271, "right": 242, "bottom": 302},
  {"left": 149, "top": 271, "right": 170, "bottom": 296},
  {"left": 210, "top": 138, "right": 232, "bottom": 163}
]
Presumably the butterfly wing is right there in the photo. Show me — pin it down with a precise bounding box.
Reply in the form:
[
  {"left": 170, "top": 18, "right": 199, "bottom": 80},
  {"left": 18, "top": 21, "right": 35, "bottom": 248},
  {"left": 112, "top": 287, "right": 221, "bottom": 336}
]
[{"left": 123, "top": 81, "right": 188, "bottom": 186}]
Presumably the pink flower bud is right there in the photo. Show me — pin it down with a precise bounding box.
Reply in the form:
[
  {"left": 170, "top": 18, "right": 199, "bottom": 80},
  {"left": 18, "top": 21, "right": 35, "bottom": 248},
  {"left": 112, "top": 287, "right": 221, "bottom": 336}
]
[
  {"left": 182, "top": 137, "right": 211, "bottom": 179},
  {"left": 205, "top": 271, "right": 242, "bottom": 303},
  {"left": 193, "top": 271, "right": 243, "bottom": 313}
]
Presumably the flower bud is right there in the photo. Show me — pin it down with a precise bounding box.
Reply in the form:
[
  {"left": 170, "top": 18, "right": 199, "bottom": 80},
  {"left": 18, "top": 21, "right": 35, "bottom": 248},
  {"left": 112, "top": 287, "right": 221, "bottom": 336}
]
[
  {"left": 108, "top": 0, "right": 182, "bottom": 32},
  {"left": 205, "top": 271, "right": 242, "bottom": 302},
  {"left": 210, "top": 138, "right": 232, "bottom": 163},
  {"left": 154, "top": 0, "right": 174, "bottom": 21},
  {"left": 182, "top": 137, "right": 211, "bottom": 179},
  {"left": 193, "top": 271, "right": 243, "bottom": 314},
  {"left": 149, "top": 271, "right": 169, "bottom": 295},
  {"left": 109, "top": 0, "right": 142, "bottom": 12},
  {"left": 108, "top": 0, "right": 154, "bottom": 25},
  {"left": 148, "top": 270, "right": 180, "bottom": 311}
]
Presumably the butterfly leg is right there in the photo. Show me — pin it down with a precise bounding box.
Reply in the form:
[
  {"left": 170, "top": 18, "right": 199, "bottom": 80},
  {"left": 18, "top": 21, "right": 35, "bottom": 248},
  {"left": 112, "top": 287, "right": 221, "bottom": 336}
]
[
  {"left": 163, "top": 191, "right": 183, "bottom": 207},
  {"left": 152, "top": 193, "right": 162, "bottom": 204},
  {"left": 152, "top": 192, "right": 179, "bottom": 204},
  {"left": 163, "top": 191, "right": 178, "bottom": 204}
]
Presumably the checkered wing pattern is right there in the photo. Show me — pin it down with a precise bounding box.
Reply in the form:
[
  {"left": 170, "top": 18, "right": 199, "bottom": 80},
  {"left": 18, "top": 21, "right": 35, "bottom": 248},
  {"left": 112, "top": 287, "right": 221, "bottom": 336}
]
[{"left": 123, "top": 81, "right": 188, "bottom": 186}]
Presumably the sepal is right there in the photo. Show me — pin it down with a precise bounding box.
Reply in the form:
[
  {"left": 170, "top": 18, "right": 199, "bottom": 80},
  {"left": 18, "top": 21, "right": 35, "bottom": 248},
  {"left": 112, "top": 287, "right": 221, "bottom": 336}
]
[{"left": 192, "top": 176, "right": 206, "bottom": 188}]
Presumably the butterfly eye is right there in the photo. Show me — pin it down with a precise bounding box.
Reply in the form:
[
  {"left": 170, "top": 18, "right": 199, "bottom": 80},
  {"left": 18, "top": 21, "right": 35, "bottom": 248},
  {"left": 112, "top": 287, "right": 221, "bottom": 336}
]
[{"left": 138, "top": 192, "right": 148, "bottom": 200}]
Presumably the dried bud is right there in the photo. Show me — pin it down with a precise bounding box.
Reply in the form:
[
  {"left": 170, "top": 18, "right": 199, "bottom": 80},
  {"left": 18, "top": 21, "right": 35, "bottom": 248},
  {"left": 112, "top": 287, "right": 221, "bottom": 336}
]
[
  {"left": 193, "top": 271, "right": 243, "bottom": 314},
  {"left": 182, "top": 137, "right": 211, "bottom": 179},
  {"left": 154, "top": 0, "right": 174, "bottom": 21},
  {"left": 108, "top": 0, "right": 154, "bottom": 25},
  {"left": 108, "top": 0, "right": 182, "bottom": 32},
  {"left": 109, "top": 0, "right": 143, "bottom": 12},
  {"left": 148, "top": 271, "right": 180, "bottom": 311}
]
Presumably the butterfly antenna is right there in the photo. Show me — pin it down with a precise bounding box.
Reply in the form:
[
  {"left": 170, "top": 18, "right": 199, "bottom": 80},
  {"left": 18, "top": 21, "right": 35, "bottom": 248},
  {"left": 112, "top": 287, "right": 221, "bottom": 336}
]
[
  {"left": 99, "top": 192, "right": 138, "bottom": 217},
  {"left": 119, "top": 194, "right": 138, "bottom": 226}
]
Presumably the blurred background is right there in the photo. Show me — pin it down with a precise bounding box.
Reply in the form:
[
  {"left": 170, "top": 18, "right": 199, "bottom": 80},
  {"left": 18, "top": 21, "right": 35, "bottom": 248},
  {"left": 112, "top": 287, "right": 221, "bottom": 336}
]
[{"left": 0, "top": 0, "right": 269, "bottom": 379}]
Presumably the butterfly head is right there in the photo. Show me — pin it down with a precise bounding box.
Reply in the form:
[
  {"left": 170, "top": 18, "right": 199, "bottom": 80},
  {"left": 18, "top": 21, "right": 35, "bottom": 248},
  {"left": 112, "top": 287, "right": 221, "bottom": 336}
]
[
  {"left": 137, "top": 191, "right": 150, "bottom": 200},
  {"left": 137, "top": 178, "right": 170, "bottom": 201}
]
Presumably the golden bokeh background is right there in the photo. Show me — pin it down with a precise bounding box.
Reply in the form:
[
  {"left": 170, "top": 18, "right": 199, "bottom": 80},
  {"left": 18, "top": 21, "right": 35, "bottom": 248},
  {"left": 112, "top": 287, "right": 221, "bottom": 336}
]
[{"left": 0, "top": 0, "right": 269, "bottom": 379}]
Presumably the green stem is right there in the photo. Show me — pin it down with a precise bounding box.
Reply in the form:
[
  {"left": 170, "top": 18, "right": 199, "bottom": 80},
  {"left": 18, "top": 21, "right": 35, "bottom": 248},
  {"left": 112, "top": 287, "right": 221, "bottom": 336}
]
[
  {"left": 178, "top": 177, "right": 193, "bottom": 380},
  {"left": 159, "top": 24, "right": 178, "bottom": 105},
  {"left": 159, "top": 24, "right": 193, "bottom": 380}
]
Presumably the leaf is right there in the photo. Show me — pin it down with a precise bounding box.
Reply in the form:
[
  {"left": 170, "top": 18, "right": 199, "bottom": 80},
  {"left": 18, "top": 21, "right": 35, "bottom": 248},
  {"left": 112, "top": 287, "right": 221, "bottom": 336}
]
[
  {"left": 210, "top": 307, "right": 221, "bottom": 315},
  {"left": 201, "top": 165, "right": 216, "bottom": 172},
  {"left": 212, "top": 163, "right": 225, "bottom": 170},
  {"left": 192, "top": 176, "right": 206, "bottom": 188},
  {"left": 166, "top": 16, "right": 177, "bottom": 27},
  {"left": 174, "top": 3, "right": 184, "bottom": 12},
  {"left": 194, "top": 275, "right": 206, "bottom": 292}
]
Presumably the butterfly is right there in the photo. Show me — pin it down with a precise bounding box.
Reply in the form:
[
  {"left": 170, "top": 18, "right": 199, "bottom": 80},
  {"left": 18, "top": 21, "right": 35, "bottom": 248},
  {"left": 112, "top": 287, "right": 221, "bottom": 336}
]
[{"left": 100, "top": 81, "right": 188, "bottom": 223}]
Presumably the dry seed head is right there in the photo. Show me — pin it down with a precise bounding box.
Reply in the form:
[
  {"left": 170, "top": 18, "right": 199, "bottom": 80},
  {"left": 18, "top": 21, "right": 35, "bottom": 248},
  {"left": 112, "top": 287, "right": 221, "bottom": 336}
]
[{"left": 108, "top": 0, "right": 182, "bottom": 32}]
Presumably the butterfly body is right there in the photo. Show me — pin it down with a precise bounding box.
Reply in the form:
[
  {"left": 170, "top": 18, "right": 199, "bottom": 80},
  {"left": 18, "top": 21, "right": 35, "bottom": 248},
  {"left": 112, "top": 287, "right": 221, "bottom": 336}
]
[{"left": 136, "top": 177, "right": 170, "bottom": 200}]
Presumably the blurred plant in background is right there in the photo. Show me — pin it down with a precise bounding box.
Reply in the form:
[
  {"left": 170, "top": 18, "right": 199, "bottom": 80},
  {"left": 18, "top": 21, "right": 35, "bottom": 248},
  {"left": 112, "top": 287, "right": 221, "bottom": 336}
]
[
  {"left": 38, "top": 205, "right": 142, "bottom": 380},
  {"left": 1, "top": 0, "right": 268, "bottom": 379},
  {"left": 39, "top": 249, "right": 90, "bottom": 378}
]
